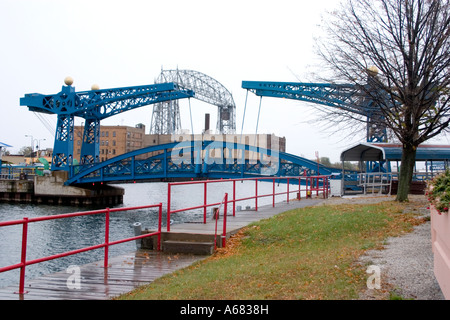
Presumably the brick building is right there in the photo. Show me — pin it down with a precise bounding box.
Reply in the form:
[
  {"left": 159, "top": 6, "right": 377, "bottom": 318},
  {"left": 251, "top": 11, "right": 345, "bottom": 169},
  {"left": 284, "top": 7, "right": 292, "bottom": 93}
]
[{"left": 74, "top": 123, "right": 148, "bottom": 162}]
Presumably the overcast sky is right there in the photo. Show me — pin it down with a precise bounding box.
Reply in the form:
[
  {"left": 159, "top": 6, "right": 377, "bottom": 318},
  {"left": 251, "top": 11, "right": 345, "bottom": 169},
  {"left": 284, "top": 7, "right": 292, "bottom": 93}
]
[{"left": 2, "top": 0, "right": 446, "bottom": 163}]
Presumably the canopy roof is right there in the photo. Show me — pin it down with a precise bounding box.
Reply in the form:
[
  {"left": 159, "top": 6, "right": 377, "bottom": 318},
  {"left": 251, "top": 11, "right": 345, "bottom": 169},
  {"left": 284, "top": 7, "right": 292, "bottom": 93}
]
[
  {"left": 0, "top": 142, "right": 12, "bottom": 148},
  {"left": 340, "top": 143, "right": 450, "bottom": 162},
  {"left": 340, "top": 143, "right": 385, "bottom": 162}
]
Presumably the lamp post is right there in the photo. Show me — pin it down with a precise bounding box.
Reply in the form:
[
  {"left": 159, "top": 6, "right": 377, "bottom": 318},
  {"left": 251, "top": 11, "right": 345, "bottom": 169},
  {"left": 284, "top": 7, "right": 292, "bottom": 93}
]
[{"left": 35, "top": 138, "right": 46, "bottom": 158}]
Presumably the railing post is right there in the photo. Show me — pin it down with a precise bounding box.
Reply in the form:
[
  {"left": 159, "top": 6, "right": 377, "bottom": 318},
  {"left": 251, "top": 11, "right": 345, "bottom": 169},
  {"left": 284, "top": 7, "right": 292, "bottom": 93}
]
[
  {"left": 298, "top": 177, "right": 301, "bottom": 200},
  {"left": 16, "top": 217, "right": 29, "bottom": 295},
  {"left": 316, "top": 177, "right": 319, "bottom": 197},
  {"left": 287, "top": 178, "right": 290, "bottom": 203},
  {"left": 157, "top": 203, "right": 162, "bottom": 251},
  {"left": 104, "top": 208, "right": 110, "bottom": 269},
  {"left": 203, "top": 182, "right": 207, "bottom": 224},
  {"left": 255, "top": 179, "right": 258, "bottom": 211},
  {"left": 272, "top": 178, "right": 275, "bottom": 207},
  {"left": 167, "top": 183, "right": 171, "bottom": 232},
  {"left": 232, "top": 180, "right": 236, "bottom": 217},
  {"left": 222, "top": 193, "right": 228, "bottom": 248}
]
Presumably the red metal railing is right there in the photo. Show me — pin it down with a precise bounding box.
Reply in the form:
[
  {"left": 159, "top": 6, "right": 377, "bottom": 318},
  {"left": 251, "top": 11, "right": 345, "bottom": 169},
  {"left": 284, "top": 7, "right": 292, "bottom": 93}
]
[
  {"left": 0, "top": 203, "right": 162, "bottom": 295},
  {"left": 305, "top": 176, "right": 330, "bottom": 199},
  {"left": 166, "top": 176, "right": 330, "bottom": 232},
  {"left": 213, "top": 193, "right": 228, "bottom": 250},
  {"left": 0, "top": 175, "right": 330, "bottom": 294}
]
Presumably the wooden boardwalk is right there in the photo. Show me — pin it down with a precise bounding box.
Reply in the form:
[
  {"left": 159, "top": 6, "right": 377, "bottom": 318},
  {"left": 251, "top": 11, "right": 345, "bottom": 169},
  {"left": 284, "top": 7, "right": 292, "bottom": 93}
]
[
  {"left": 0, "top": 251, "right": 205, "bottom": 300},
  {"left": 0, "top": 198, "right": 324, "bottom": 300}
]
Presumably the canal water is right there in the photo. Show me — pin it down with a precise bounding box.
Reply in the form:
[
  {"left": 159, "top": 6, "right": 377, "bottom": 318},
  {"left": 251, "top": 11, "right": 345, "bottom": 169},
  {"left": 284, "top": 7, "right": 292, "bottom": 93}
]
[{"left": 0, "top": 180, "right": 294, "bottom": 289}]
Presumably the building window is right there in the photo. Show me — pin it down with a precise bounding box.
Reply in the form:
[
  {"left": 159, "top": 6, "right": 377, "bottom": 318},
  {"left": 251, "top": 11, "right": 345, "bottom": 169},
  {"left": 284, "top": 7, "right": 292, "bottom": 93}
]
[
  {"left": 112, "top": 149, "right": 116, "bottom": 155},
  {"left": 113, "top": 140, "right": 116, "bottom": 146},
  {"left": 106, "top": 131, "right": 109, "bottom": 137},
  {"left": 113, "top": 131, "right": 116, "bottom": 137}
]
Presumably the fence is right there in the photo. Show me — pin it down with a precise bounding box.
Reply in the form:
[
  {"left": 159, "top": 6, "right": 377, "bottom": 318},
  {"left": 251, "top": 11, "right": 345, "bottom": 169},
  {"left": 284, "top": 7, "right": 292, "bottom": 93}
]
[
  {"left": 342, "top": 171, "right": 432, "bottom": 196},
  {"left": 358, "top": 172, "right": 394, "bottom": 195},
  {"left": 0, "top": 166, "right": 43, "bottom": 180},
  {"left": 213, "top": 193, "right": 228, "bottom": 250},
  {"left": 0, "top": 203, "right": 162, "bottom": 295},
  {"left": 166, "top": 176, "right": 330, "bottom": 232}
]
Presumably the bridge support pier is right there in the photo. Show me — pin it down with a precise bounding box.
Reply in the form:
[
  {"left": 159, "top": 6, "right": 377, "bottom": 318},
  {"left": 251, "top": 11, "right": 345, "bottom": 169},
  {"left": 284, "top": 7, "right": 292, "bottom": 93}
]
[{"left": 32, "top": 171, "right": 124, "bottom": 206}]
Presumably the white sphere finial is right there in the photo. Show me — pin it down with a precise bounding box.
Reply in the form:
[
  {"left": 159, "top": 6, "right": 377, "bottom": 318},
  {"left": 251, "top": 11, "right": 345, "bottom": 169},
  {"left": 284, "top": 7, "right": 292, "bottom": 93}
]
[
  {"left": 367, "top": 66, "right": 379, "bottom": 77},
  {"left": 91, "top": 84, "right": 100, "bottom": 91},
  {"left": 64, "top": 76, "right": 74, "bottom": 86}
]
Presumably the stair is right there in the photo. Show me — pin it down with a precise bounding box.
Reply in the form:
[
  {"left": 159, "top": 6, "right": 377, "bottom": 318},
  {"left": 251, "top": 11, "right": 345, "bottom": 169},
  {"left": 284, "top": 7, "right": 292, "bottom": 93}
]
[
  {"left": 141, "top": 231, "right": 221, "bottom": 255},
  {"left": 162, "top": 240, "right": 215, "bottom": 255}
]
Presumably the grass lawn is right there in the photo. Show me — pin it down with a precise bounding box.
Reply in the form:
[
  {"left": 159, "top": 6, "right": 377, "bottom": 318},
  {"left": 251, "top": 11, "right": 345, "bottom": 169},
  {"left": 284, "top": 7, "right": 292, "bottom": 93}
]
[{"left": 117, "top": 199, "right": 426, "bottom": 300}]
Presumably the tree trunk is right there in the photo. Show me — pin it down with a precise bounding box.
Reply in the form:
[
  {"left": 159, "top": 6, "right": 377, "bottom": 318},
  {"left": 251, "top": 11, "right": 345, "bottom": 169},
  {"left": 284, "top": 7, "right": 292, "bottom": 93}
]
[{"left": 396, "top": 144, "right": 417, "bottom": 202}]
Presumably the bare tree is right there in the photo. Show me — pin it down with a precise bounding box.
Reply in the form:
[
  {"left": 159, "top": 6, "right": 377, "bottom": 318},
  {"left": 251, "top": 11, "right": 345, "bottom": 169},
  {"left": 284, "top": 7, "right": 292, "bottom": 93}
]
[
  {"left": 18, "top": 146, "right": 33, "bottom": 157},
  {"left": 316, "top": 0, "right": 450, "bottom": 201}
]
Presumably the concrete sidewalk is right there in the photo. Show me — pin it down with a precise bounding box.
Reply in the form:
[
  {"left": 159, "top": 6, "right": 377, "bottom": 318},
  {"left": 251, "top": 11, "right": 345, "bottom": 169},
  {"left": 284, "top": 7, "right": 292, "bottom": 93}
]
[
  {"left": 153, "top": 197, "right": 326, "bottom": 254},
  {"left": 167, "top": 197, "right": 326, "bottom": 236}
]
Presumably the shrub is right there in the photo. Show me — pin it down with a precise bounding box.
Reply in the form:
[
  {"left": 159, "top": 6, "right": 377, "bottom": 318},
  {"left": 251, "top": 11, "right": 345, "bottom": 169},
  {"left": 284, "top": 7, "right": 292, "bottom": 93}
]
[{"left": 427, "top": 169, "right": 450, "bottom": 214}]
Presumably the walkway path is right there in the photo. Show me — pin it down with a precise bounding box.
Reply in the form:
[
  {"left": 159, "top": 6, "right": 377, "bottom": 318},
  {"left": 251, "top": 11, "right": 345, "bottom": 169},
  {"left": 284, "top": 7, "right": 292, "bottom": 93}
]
[{"left": 0, "top": 251, "right": 201, "bottom": 300}]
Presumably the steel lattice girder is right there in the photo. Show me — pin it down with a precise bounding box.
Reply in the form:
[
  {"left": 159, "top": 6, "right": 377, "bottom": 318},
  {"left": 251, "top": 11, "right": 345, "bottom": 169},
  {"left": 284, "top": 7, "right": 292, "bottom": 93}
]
[
  {"left": 53, "top": 114, "right": 75, "bottom": 169},
  {"left": 241, "top": 81, "right": 388, "bottom": 142},
  {"left": 21, "top": 82, "right": 194, "bottom": 119},
  {"left": 20, "top": 82, "right": 194, "bottom": 171},
  {"left": 80, "top": 119, "right": 100, "bottom": 165},
  {"left": 65, "top": 141, "right": 340, "bottom": 185},
  {"left": 154, "top": 69, "right": 236, "bottom": 134}
]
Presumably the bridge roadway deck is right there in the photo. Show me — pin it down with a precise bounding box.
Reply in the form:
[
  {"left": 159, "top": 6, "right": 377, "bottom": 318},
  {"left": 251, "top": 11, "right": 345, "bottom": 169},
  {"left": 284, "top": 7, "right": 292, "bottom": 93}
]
[{"left": 0, "top": 198, "right": 325, "bottom": 300}]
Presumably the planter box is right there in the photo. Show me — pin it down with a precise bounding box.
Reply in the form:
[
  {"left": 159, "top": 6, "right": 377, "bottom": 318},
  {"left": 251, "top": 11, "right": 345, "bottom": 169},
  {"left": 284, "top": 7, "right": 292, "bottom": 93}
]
[{"left": 431, "top": 204, "right": 450, "bottom": 299}]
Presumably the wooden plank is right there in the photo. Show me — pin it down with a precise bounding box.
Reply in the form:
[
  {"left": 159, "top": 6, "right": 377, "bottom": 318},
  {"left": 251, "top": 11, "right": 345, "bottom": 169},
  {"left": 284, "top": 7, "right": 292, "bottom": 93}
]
[{"left": 0, "top": 251, "right": 206, "bottom": 300}]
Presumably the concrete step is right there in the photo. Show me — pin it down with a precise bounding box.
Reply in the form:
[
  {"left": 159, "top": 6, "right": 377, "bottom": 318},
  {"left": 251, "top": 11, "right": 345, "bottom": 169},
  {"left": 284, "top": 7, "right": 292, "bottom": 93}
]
[{"left": 162, "top": 240, "right": 215, "bottom": 255}]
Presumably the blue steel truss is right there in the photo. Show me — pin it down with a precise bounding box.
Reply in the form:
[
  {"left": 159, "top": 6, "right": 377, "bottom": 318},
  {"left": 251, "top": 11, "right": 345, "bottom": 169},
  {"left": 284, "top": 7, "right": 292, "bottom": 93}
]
[
  {"left": 65, "top": 140, "right": 340, "bottom": 185},
  {"left": 20, "top": 82, "right": 194, "bottom": 171},
  {"left": 241, "top": 81, "right": 388, "bottom": 143}
]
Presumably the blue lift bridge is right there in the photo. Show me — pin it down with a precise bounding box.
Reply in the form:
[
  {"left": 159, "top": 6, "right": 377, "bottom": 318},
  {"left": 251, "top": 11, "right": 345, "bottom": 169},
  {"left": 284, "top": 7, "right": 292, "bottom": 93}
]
[
  {"left": 20, "top": 71, "right": 390, "bottom": 186},
  {"left": 20, "top": 80, "right": 194, "bottom": 172}
]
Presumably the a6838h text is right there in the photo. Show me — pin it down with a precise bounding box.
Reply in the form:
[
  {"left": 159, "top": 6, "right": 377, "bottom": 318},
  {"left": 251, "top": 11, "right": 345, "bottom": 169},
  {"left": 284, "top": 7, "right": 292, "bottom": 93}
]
[{"left": 180, "top": 304, "right": 269, "bottom": 317}]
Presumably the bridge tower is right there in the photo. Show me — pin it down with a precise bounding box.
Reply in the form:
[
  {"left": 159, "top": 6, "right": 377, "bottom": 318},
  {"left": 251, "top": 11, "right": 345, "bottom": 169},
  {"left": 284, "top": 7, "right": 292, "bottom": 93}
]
[
  {"left": 152, "top": 69, "right": 236, "bottom": 135},
  {"left": 20, "top": 78, "right": 194, "bottom": 171},
  {"left": 242, "top": 73, "right": 388, "bottom": 143}
]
